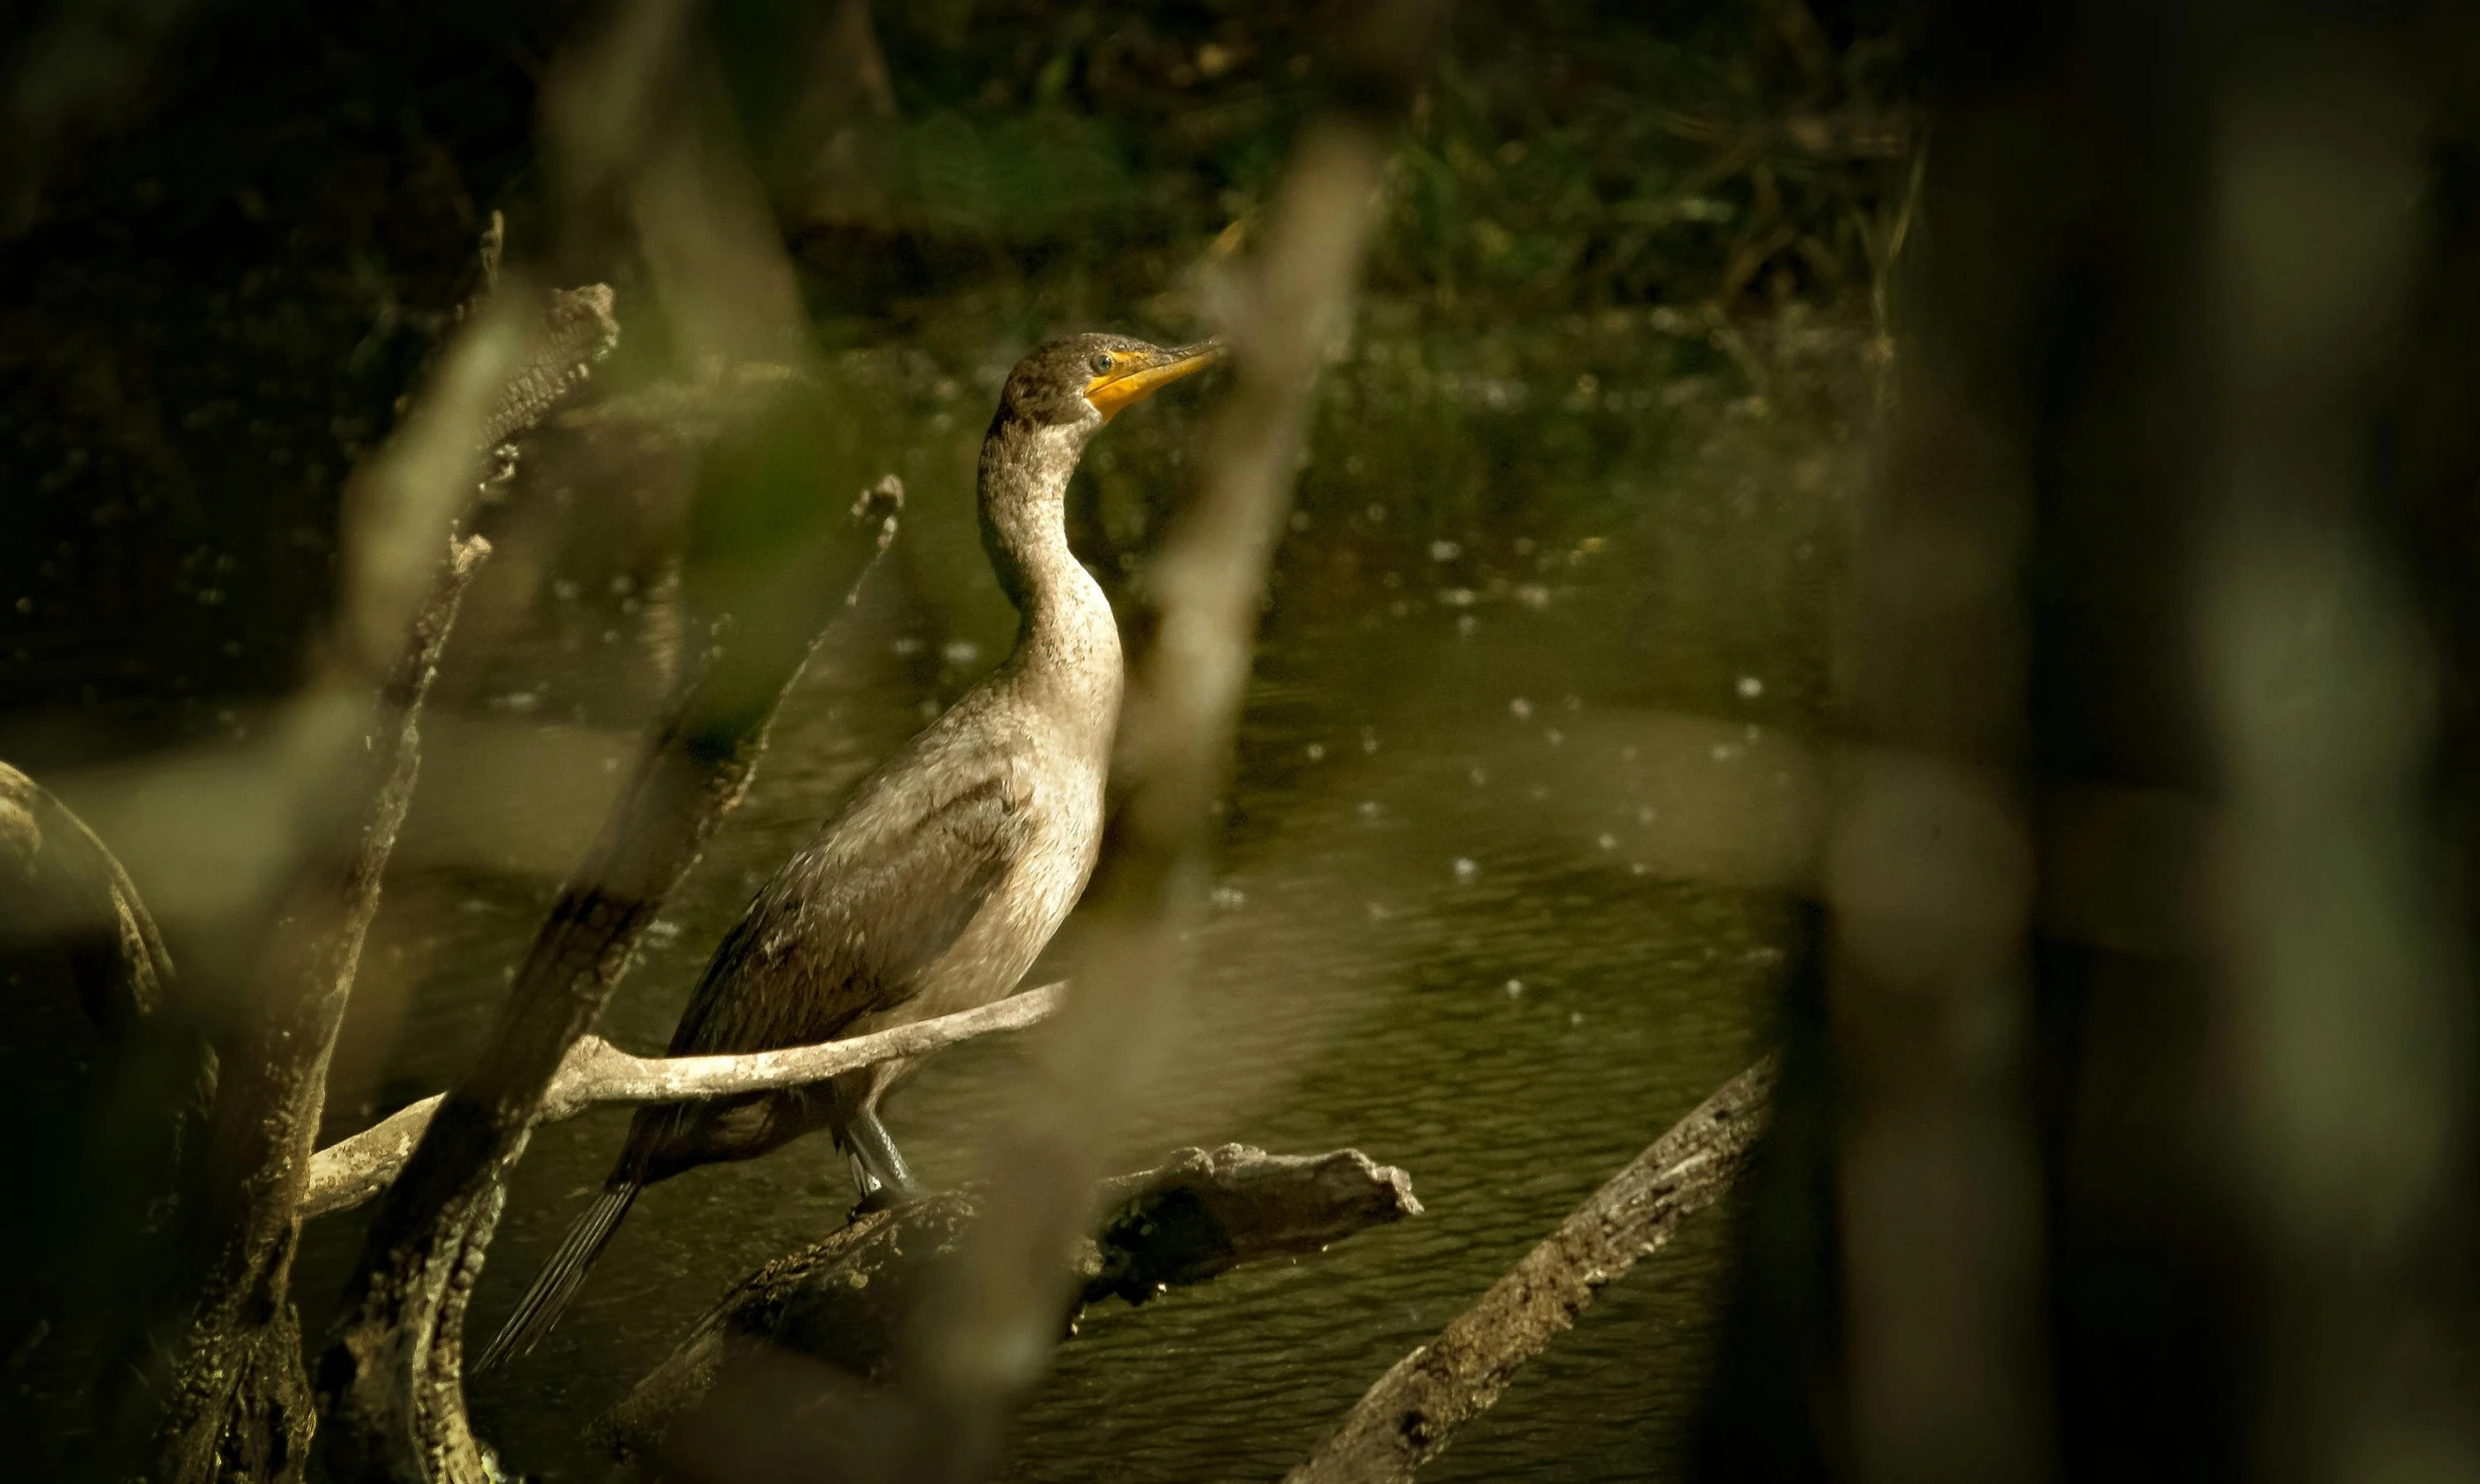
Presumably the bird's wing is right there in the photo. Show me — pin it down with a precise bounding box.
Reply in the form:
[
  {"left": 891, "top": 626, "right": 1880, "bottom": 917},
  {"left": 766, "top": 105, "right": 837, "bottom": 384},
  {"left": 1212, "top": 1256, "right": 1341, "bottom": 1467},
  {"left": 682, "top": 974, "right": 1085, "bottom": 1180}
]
[{"left": 663, "top": 755, "right": 1035, "bottom": 1056}]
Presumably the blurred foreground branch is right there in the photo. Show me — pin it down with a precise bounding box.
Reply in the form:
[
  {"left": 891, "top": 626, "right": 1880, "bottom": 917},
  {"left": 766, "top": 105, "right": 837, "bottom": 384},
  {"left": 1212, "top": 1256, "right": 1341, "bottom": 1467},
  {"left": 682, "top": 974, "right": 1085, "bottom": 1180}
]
[
  {"left": 595, "top": 1145, "right": 1422, "bottom": 1476},
  {"left": 1286, "top": 1057, "right": 1778, "bottom": 1484},
  {"left": 318, "top": 8, "right": 926, "bottom": 1469},
  {"left": 302, "top": 982, "right": 1065, "bottom": 1218},
  {"left": 890, "top": 8, "right": 1441, "bottom": 1478},
  {"left": 1696, "top": 11, "right": 2480, "bottom": 1479}
]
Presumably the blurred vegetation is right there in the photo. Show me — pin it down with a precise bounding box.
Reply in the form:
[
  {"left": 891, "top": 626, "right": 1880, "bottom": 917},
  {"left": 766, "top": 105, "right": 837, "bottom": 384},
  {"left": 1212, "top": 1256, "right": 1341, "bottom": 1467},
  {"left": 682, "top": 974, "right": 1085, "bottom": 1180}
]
[
  {"left": 738, "top": 0, "right": 1920, "bottom": 326},
  {"left": 0, "top": 0, "right": 1919, "bottom": 765}
]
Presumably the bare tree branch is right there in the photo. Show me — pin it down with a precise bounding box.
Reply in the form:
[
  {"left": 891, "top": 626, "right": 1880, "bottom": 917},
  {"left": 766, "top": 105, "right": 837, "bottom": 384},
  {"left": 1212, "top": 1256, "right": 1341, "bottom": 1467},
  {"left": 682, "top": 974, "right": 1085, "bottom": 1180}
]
[
  {"left": 148, "top": 532, "right": 494, "bottom": 1484},
  {"left": 315, "top": 474, "right": 903, "bottom": 1481},
  {"left": 1284, "top": 1057, "right": 1779, "bottom": 1484},
  {"left": 302, "top": 982, "right": 1066, "bottom": 1219},
  {"left": 131, "top": 244, "right": 623, "bottom": 1483},
  {"left": 594, "top": 1145, "right": 1423, "bottom": 1477}
]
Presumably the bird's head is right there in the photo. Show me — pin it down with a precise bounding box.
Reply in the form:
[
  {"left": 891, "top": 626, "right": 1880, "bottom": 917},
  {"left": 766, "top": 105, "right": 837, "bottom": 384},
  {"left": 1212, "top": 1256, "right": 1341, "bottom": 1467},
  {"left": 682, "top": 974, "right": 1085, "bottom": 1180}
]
[{"left": 995, "top": 332, "right": 1224, "bottom": 433}]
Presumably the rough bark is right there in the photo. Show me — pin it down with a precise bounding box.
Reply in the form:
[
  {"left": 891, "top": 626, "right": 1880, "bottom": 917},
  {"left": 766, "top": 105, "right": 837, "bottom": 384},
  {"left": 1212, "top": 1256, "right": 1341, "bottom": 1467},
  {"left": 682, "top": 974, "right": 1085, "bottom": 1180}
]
[
  {"left": 595, "top": 1146, "right": 1422, "bottom": 1478},
  {"left": 1285, "top": 1058, "right": 1779, "bottom": 1484},
  {"left": 481, "top": 284, "right": 623, "bottom": 452},
  {"left": 138, "top": 256, "right": 620, "bottom": 1484},
  {"left": 315, "top": 478, "right": 903, "bottom": 1484},
  {"left": 147, "top": 534, "right": 492, "bottom": 1484},
  {"left": 302, "top": 982, "right": 1066, "bottom": 1219}
]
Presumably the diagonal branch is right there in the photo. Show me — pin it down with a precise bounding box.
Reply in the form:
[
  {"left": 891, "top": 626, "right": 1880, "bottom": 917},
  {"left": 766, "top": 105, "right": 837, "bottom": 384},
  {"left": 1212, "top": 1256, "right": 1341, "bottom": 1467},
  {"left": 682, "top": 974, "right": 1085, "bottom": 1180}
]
[
  {"left": 1283, "top": 1057, "right": 1780, "bottom": 1484},
  {"left": 301, "top": 982, "right": 1065, "bottom": 1219}
]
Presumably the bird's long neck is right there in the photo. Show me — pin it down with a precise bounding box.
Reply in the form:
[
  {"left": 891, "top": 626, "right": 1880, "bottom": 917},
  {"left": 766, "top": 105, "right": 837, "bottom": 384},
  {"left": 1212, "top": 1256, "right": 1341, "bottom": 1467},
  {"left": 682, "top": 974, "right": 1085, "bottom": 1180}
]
[{"left": 978, "top": 416, "right": 1122, "bottom": 735}]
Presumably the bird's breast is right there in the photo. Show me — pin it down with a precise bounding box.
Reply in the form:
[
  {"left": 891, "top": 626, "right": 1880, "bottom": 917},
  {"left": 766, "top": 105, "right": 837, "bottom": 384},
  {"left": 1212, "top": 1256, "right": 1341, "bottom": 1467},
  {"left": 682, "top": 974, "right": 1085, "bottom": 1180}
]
[{"left": 905, "top": 756, "right": 1106, "bottom": 1024}]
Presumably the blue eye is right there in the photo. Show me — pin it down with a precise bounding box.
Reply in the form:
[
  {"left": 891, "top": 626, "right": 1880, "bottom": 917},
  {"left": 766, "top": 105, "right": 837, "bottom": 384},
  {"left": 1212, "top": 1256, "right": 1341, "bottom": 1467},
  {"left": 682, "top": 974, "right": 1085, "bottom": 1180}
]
[{"left": 1091, "top": 353, "right": 1115, "bottom": 374}]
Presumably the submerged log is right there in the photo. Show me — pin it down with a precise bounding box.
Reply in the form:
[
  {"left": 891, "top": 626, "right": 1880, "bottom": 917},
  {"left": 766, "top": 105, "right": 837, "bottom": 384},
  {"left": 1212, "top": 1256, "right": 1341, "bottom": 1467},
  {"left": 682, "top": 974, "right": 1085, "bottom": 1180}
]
[{"left": 591, "top": 1145, "right": 1421, "bottom": 1477}]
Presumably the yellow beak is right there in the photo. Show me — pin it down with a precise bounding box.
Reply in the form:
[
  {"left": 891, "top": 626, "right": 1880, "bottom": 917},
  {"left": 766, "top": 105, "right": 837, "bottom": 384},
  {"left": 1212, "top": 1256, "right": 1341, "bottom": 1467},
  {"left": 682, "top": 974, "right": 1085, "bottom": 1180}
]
[{"left": 1084, "top": 341, "right": 1224, "bottom": 421}]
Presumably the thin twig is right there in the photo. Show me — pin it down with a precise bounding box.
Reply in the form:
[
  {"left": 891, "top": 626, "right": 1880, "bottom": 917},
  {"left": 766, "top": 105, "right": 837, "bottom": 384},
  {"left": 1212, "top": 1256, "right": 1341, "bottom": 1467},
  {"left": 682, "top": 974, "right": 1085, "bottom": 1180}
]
[
  {"left": 1284, "top": 1057, "right": 1779, "bottom": 1484},
  {"left": 301, "top": 982, "right": 1064, "bottom": 1219}
]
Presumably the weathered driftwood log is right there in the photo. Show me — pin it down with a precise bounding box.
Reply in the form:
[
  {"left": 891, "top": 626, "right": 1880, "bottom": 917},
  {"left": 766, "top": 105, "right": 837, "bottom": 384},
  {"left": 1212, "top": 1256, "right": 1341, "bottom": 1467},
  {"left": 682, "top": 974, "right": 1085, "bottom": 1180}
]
[
  {"left": 303, "top": 983, "right": 1065, "bottom": 1218},
  {"left": 1284, "top": 1057, "right": 1779, "bottom": 1484},
  {"left": 592, "top": 1146, "right": 1421, "bottom": 1477}
]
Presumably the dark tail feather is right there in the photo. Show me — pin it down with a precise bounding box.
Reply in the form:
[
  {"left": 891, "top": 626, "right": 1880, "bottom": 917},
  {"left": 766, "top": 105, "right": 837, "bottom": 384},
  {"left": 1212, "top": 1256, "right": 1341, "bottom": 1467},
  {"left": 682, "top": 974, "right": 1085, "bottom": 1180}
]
[{"left": 474, "top": 1181, "right": 639, "bottom": 1372}]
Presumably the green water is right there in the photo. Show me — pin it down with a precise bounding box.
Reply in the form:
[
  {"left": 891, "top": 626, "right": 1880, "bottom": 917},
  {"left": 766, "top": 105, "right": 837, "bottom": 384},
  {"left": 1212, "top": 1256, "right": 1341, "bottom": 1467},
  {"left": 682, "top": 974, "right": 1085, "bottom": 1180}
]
[{"left": 292, "top": 305, "right": 1864, "bottom": 1481}]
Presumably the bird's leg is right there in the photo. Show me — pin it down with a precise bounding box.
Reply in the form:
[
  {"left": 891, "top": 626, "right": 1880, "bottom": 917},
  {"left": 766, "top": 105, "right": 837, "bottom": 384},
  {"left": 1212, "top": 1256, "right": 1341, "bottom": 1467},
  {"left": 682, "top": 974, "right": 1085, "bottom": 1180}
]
[{"left": 846, "top": 1107, "right": 924, "bottom": 1207}]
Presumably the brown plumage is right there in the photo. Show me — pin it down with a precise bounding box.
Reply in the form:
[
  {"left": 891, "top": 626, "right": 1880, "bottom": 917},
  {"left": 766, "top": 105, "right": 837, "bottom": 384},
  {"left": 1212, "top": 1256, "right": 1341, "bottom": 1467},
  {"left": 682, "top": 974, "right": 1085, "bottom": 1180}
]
[{"left": 478, "top": 332, "right": 1220, "bottom": 1370}]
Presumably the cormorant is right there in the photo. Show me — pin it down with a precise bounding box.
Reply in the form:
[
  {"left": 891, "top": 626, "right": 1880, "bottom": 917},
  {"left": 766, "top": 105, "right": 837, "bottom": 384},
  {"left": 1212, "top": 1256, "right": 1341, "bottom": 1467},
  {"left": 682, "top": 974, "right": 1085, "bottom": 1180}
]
[{"left": 477, "top": 332, "right": 1221, "bottom": 1369}]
